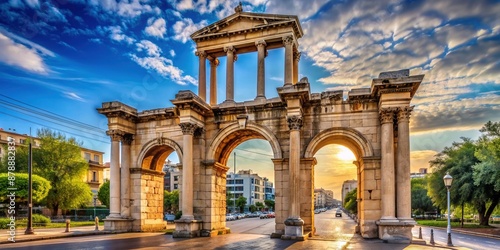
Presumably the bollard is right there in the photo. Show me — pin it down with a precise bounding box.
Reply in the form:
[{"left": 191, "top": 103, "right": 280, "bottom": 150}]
[
  {"left": 95, "top": 216, "right": 99, "bottom": 231},
  {"left": 418, "top": 227, "right": 422, "bottom": 239},
  {"left": 65, "top": 219, "right": 71, "bottom": 233},
  {"left": 430, "top": 229, "right": 435, "bottom": 245}
]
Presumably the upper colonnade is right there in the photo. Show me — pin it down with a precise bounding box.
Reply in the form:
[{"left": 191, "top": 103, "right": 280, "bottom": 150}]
[{"left": 190, "top": 5, "right": 304, "bottom": 105}]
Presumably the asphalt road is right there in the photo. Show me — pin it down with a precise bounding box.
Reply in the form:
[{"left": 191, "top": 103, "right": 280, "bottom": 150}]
[{"left": 412, "top": 226, "right": 500, "bottom": 250}]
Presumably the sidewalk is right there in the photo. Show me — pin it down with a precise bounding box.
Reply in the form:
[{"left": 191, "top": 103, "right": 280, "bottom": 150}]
[{"left": 0, "top": 224, "right": 471, "bottom": 249}]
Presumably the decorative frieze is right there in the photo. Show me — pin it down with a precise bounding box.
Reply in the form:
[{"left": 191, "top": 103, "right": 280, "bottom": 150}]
[{"left": 287, "top": 115, "right": 303, "bottom": 130}]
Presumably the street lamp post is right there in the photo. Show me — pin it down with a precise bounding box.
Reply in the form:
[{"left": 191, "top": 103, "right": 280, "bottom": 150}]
[
  {"left": 443, "top": 172, "right": 453, "bottom": 247},
  {"left": 233, "top": 152, "right": 236, "bottom": 213},
  {"left": 93, "top": 195, "right": 97, "bottom": 219}
]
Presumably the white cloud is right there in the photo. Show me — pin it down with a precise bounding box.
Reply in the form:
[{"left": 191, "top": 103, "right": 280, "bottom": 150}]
[
  {"left": 106, "top": 26, "right": 135, "bottom": 44},
  {"left": 136, "top": 40, "right": 162, "bottom": 57},
  {"left": 169, "top": 49, "right": 176, "bottom": 57},
  {"left": 144, "top": 17, "right": 167, "bottom": 38},
  {"left": 172, "top": 18, "right": 207, "bottom": 43},
  {"left": 0, "top": 31, "right": 50, "bottom": 74},
  {"left": 24, "top": 0, "right": 39, "bottom": 8},
  {"left": 130, "top": 54, "right": 196, "bottom": 85},
  {"left": 64, "top": 92, "right": 85, "bottom": 102}
]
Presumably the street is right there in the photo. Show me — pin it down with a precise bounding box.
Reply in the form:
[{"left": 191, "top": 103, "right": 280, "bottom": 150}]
[{"left": 3, "top": 210, "right": 498, "bottom": 249}]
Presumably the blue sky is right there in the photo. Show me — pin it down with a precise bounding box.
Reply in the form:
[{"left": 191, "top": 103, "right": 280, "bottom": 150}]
[{"left": 1, "top": 0, "right": 499, "bottom": 197}]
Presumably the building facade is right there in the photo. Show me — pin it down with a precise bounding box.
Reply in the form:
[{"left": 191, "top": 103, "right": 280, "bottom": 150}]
[
  {"left": 226, "top": 169, "right": 274, "bottom": 212},
  {"left": 314, "top": 188, "right": 334, "bottom": 208},
  {"left": 163, "top": 160, "right": 181, "bottom": 192}
]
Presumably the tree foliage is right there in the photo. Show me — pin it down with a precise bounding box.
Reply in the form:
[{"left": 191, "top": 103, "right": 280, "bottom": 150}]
[
  {"left": 344, "top": 188, "right": 357, "bottom": 214},
  {"left": 0, "top": 173, "right": 51, "bottom": 203},
  {"left": 264, "top": 199, "right": 275, "bottom": 211},
  {"left": 411, "top": 177, "right": 435, "bottom": 215},
  {"left": 255, "top": 201, "right": 265, "bottom": 211},
  {"left": 98, "top": 179, "right": 110, "bottom": 208},
  {"left": 164, "top": 190, "right": 179, "bottom": 213},
  {"left": 428, "top": 121, "right": 500, "bottom": 226},
  {"left": 21, "top": 129, "right": 93, "bottom": 215},
  {"left": 236, "top": 196, "right": 247, "bottom": 213}
]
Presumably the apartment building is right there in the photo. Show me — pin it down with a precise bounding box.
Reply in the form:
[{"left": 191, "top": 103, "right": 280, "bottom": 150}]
[{"left": 226, "top": 169, "right": 275, "bottom": 212}]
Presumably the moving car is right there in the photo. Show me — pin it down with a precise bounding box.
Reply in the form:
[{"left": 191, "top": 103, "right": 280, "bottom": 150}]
[{"left": 335, "top": 209, "right": 342, "bottom": 217}]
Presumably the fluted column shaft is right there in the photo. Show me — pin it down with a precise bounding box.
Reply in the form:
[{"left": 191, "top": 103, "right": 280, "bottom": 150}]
[
  {"left": 287, "top": 116, "right": 302, "bottom": 219},
  {"left": 107, "top": 131, "right": 122, "bottom": 218},
  {"left": 224, "top": 46, "right": 236, "bottom": 102},
  {"left": 256, "top": 40, "right": 266, "bottom": 99},
  {"left": 209, "top": 58, "right": 219, "bottom": 105},
  {"left": 120, "top": 134, "right": 132, "bottom": 218},
  {"left": 380, "top": 108, "right": 398, "bottom": 221},
  {"left": 293, "top": 51, "right": 300, "bottom": 84},
  {"left": 397, "top": 106, "right": 413, "bottom": 222},
  {"left": 180, "top": 122, "right": 197, "bottom": 220},
  {"left": 283, "top": 36, "right": 294, "bottom": 86},
  {"left": 196, "top": 51, "right": 207, "bottom": 101}
]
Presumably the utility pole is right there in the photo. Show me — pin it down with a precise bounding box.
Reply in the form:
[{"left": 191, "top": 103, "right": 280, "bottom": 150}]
[
  {"left": 25, "top": 128, "right": 34, "bottom": 235},
  {"left": 233, "top": 152, "right": 236, "bottom": 213}
]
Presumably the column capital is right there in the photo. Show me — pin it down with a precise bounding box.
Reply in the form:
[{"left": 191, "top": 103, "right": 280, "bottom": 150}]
[
  {"left": 224, "top": 46, "right": 236, "bottom": 53},
  {"left": 294, "top": 51, "right": 301, "bottom": 62},
  {"left": 287, "top": 115, "right": 303, "bottom": 130},
  {"left": 397, "top": 106, "right": 414, "bottom": 123},
  {"left": 121, "top": 134, "right": 134, "bottom": 145},
  {"left": 179, "top": 122, "right": 198, "bottom": 135},
  {"left": 195, "top": 50, "right": 207, "bottom": 58},
  {"left": 106, "top": 130, "right": 124, "bottom": 141},
  {"left": 379, "top": 107, "right": 396, "bottom": 124},
  {"left": 283, "top": 36, "right": 294, "bottom": 46},
  {"left": 210, "top": 58, "right": 220, "bottom": 67},
  {"left": 255, "top": 40, "right": 267, "bottom": 48}
]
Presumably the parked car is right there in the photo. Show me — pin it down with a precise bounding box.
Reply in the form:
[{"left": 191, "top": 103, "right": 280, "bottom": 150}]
[
  {"left": 335, "top": 209, "right": 342, "bottom": 217},
  {"left": 164, "top": 214, "right": 176, "bottom": 222},
  {"left": 226, "top": 214, "right": 236, "bottom": 221}
]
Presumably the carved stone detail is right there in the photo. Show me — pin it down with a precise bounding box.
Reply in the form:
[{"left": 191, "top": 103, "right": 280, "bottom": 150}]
[
  {"left": 287, "top": 115, "right": 303, "bottom": 130},
  {"left": 379, "top": 108, "right": 396, "bottom": 124},
  {"left": 294, "top": 51, "right": 301, "bottom": 62},
  {"left": 195, "top": 50, "right": 207, "bottom": 58},
  {"left": 397, "top": 106, "right": 413, "bottom": 123},
  {"left": 179, "top": 122, "right": 198, "bottom": 135},
  {"left": 283, "top": 36, "right": 294, "bottom": 46},
  {"left": 255, "top": 40, "right": 267, "bottom": 48},
  {"left": 210, "top": 58, "right": 219, "bottom": 67},
  {"left": 107, "top": 130, "right": 124, "bottom": 141},
  {"left": 121, "top": 134, "right": 134, "bottom": 145}
]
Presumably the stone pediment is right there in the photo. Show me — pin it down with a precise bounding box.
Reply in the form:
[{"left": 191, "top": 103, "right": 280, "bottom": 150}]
[{"left": 191, "top": 12, "right": 303, "bottom": 42}]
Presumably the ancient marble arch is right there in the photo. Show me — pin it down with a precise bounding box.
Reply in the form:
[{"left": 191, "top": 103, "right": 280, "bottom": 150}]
[{"left": 98, "top": 7, "right": 423, "bottom": 243}]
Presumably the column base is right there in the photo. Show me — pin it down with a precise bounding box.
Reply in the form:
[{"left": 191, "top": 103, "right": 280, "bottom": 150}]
[
  {"left": 254, "top": 96, "right": 266, "bottom": 102},
  {"left": 281, "top": 218, "right": 307, "bottom": 241},
  {"left": 376, "top": 221, "right": 415, "bottom": 244},
  {"left": 200, "top": 227, "right": 231, "bottom": 237},
  {"left": 173, "top": 219, "right": 202, "bottom": 238},
  {"left": 103, "top": 218, "right": 134, "bottom": 232},
  {"left": 359, "top": 219, "right": 378, "bottom": 238},
  {"left": 220, "top": 100, "right": 236, "bottom": 107}
]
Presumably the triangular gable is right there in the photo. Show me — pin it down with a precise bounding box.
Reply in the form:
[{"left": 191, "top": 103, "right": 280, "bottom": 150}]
[{"left": 191, "top": 12, "right": 303, "bottom": 41}]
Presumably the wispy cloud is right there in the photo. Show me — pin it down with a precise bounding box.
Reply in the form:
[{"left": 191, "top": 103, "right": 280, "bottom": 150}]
[
  {"left": 144, "top": 17, "right": 167, "bottom": 39},
  {"left": 64, "top": 91, "right": 85, "bottom": 102},
  {"left": 0, "top": 31, "right": 51, "bottom": 74},
  {"left": 172, "top": 17, "right": 207, "bottom": 43}
]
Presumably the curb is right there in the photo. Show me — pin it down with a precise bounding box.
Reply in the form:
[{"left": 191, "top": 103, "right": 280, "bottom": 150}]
[
  {"left": 417, "top": 225, "right": 500, "bottom": 240},
  {"left": 0, "top": 230, "right": 117, "bottom": 245}
]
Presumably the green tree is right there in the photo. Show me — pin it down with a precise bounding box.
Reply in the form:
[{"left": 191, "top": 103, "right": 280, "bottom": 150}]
[
  {"left": 97, "top": 180, "right": 110, "bottom": 208},
  {"left": 472, "top": 121, "right": 500, "bottom": 225},
  {"left": 411, "top": 177, "right": 435, "bottom": 216},
  {"left": 31, "top": 129, "right": 92, "bottom": 215},
  {"left": 0, "top": 173, "right": 51, "bottom": 203},
  {"left": 226, "top": 191, "right": 235, "bottom": 212},
  {"left": 344, "top": 188, "right": 357, "bottom": 214},
  {"left": 428, "top": 122, "right": 500, "bottom": 226},
  {"left": 249, "top": 204, "right": 257, "bottom": 213},
  {"left": 255, "top": 201, "right": 265, "bottom": 211},
  {"left": 264, "top": 199, "right": 275, "bottom": 211},
  {"left": 236, "top": 196, "right": 247, "bottom": 213},
  {"left": 164, "top": 190, "right": 179, "bottom": 213}
]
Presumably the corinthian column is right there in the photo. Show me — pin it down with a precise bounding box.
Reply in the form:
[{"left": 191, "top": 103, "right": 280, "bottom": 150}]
[
  {"left": 284, "top": 115, "right": 304, "bottom": 237},
  {"left": 120, "top": 134, "right": 133, "bottom": 218},
  {"left": 283, "top": 36, "right": 294, "bottom": 86},
  {"left": 209, "top": 58, "right": 219, "bottom": 105},
  {"left": 107, "top": 130, "right": 122, "bottom": 218},
  {"left": 224, "top": 46, "right": 236, "bottom": 102},
  {"left": 179, "top": 122, "right": 197, "bottom": 221},
  {"left": 255, "top": 40, "right": 266, "bottom": 100},
  {"left": 293, "top": 51, "right": 301, "bottom": 84},
  {"left": 396, "top": 106, "right": 414, "bottom": 223},
  {"left": 379, "top": 108, "right": 398, "bottom": 222},
  {"left": 195, "top": 50, "right": 207, "bottom": 101}
]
